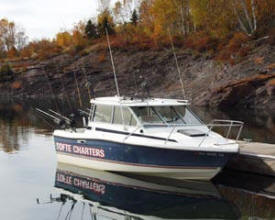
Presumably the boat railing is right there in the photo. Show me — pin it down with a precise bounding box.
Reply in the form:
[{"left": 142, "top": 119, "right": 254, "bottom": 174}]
[
  {"left": 198, "top": 119, "right": 244, "bottom": 147},
  {"left": 208, "top": 119, "right": 244, "bottom": 140}
]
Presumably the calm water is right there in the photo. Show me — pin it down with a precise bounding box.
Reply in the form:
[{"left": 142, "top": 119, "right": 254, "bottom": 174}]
[{"left": 0, "top": 100, "right": 274, "bottom": 220}]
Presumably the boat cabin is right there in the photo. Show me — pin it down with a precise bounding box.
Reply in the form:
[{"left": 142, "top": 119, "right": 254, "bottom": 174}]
[{"left": 89, "top": 97, "right": 204, "bottom": 129}]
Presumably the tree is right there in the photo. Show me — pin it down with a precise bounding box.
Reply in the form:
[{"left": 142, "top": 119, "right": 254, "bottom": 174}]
[
  {"left": 56, "top": 31, "right": 72, "bottom": 48},
  {"left": 72, "top": 21, "right": 88, "bottom": 49},
  {"left": 16, "top": 30, "right": 28, "bottom": 50},
  {"left": 232, "top": 0, "right": 257, "bottom": 36},
  {"left": 0, "top": 63, "right": 14, "bottom": 82},
  {"left": 7, "top": 46, "right": 18, "bottom": 58},
  {"left": 0, "top": 18, "right": 27, "bottom": 56},
  {"left": 97, "top": 10, "right": 115, "bottom": 37},
  {"left": 131, "top": 9, "right": 138, "bottom": 25},
  {"left": 112, "top": 0, "right": 135, "bottom": 24},
  {"left": 85, "top": 20, "right": 98, "bottom": 39},
  {"left": 113, "top": 1, "right": 124, "bottom": 23},
  {"left": 98, "top": 0, "right": 111, "bottom": 12}
]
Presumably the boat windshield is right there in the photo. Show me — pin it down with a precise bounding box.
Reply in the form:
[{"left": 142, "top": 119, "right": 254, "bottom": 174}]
[{"left": 131, "top": 106, "right": 203, "bottom": 126}]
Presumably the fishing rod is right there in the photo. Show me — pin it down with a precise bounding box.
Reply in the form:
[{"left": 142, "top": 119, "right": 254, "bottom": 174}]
[
  {"left": 49, "top": 109, "right": 72, "bottom": 124},
  {"left": 36, "top": 108, "right": 77, "bottom": 129},
  {"left": 36, "top": 108, "right": 64, "bottom": 125}
]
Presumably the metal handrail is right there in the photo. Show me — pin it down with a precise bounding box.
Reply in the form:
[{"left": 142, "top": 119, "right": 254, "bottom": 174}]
[
  {"left": 208, "top": 119, "right": 244, "bottom": 139},
  {"left": 198, "top": 119, "right": 244, "bottom": 147}
]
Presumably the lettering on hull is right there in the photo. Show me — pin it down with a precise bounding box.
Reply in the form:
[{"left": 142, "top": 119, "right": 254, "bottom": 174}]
[{"left": 56, "top": 142, "right": 105, "bottom": 158}]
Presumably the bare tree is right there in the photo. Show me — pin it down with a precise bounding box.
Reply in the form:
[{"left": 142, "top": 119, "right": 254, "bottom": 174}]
[
  {"left": 0, "top": 19, "right": 27, "bottom": 52},
  {"left": 16, "top": 31, "right": 28, "bottom": 50},
  {"left": 233, "top": 0, "right": 257, "bottom": 36},
  {"left": 112, "top": 0, "right": 136, "bottom": 24},
  {"left": 98, "top": 0, "right": 111, "bottom": 12},
  {"left": 171, "top": 0, "right": 192, "bottom": 36}
]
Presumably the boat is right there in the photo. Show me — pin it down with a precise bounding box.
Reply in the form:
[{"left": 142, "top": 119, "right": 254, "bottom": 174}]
[
  {"left": 53, "top": 96, "right": 244, "bottom": 180},
  {"left": 43, "top": 162, "right": 239, "bottom": 220}
]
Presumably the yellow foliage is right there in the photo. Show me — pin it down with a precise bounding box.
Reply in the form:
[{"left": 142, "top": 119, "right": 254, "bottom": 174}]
[
  {"left": 72, "top": 21, "right": 88, "bottom": 48},
  {"left": 56, "top": 32, "right": 72, "bottom": 48}
]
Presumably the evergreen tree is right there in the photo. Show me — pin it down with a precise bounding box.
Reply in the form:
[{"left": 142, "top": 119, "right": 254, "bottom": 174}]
[
  {"left": 85, "top": 20, "right": 98, "bottom": 39},
  {"left": 131, "top": 9, "right": 138, "bottom": 26},
  {"left": 97, "top": 10, "right": 115, "bottom": 37}
]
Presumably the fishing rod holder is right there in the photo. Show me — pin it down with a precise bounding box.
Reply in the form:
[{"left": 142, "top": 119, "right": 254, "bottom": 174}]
[{"left": 35, "top": 108, "right": 76, "bottom": 130}]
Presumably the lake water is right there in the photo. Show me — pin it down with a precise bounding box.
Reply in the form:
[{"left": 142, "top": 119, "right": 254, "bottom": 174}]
[{"left": 0, "top": 100, "right": 274, "bottom": 220}]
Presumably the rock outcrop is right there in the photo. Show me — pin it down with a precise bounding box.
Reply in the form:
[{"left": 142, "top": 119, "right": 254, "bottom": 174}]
[{"left": 0, "top": 40, "right": 274, "bottom": 110}]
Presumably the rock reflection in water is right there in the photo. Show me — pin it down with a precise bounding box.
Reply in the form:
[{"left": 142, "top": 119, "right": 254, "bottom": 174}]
[
  {"left": 0, "top": 102, "right": 52, "bottom": 153},
  {"left": 193, "top": 106, "right": 275, "bottom": 143},
  {"left": 0, "top": 103, "right": 28, "bottom": 152},
  {"left": 37, "top": 162, "right": 240, "bottom": 220},
  {"left": 214, "top": 169, "right": 275, "bottom": 219}
]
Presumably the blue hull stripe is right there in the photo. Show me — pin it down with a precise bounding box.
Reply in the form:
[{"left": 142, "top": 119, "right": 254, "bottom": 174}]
[{"left": 54, "top": 136, "right": 235, "bottom": 168}]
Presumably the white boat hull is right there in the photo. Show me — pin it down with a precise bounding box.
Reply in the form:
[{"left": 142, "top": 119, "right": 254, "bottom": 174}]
[{"left": 57, "top": 153, "right": 221, "bottom": 180}]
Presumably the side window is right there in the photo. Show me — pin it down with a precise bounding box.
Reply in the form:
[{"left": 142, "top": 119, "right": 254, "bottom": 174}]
[
  {"left": 113, "top": 107, "right": 137, "bottom": 126},
  {"left": 113, "top": 106, "right": 123, "bottom": 124},
  {"left": 94, "top": 105, "right": 112, "bottom": 123}
]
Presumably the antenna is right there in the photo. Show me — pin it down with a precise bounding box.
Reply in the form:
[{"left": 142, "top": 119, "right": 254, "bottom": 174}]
[
  {"left": 168, "top": 29, "right": 186, "bottom": 99},
  {"left": 106, "top": 28, "right": 121, "bottom": 97}
]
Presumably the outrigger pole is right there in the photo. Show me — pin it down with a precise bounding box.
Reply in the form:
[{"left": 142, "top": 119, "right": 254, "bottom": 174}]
[
  {"left": 105, "top": 28, "right": 125, "bottom": 128},
  {"left": 168, "top": 29, "right": 186, "bottom": 99},
  {"left": 106, "top": 28, "right": 121, "bottom": 97}
]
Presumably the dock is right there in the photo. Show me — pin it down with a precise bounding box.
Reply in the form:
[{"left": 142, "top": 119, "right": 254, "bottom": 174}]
[{"left": 226, "top": 141, "right": 275, "bottom": 177}]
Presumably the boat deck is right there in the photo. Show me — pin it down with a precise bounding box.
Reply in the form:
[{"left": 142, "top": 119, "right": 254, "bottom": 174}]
[{"left": 226, "top": 141, "right": 275, "bottom": 177}]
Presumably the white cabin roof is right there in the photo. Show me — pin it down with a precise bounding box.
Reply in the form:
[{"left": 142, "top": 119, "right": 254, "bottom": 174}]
[{"left": 90, "top": 96, "right": 189, "bottom": 107}]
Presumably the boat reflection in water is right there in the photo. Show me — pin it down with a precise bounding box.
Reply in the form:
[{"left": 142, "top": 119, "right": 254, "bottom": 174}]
[{"left": 46, "top": 162, "right": 240, "bottom": 220}]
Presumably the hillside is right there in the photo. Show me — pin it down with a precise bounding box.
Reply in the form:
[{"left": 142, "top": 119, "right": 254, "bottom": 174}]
[{"left": 0, "top": 37, "right": 274, "bottom": 112}]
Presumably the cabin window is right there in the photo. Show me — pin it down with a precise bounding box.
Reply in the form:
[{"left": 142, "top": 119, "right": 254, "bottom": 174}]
[
  {"left": 131, "top": 107, "right": 163, "bottom": 124},
  {"left": 94, "top": 105, "right": 113, "bottom": 123},
  {"left": 131, "top": 106, "right": 203, "bottom": 126},
  {"left": 174, "top": 106, "right": 202, "bottom": 126},
  {"left": 154, "top": 106, "right": 184, "bottom": 124},
  {"left": 113, "top": 106, "right": 137, "bottom": 126}
]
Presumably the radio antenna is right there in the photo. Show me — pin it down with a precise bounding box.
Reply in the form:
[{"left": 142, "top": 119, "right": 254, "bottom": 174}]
[
  {"left": 106, "top": 28, "right": 121, "bottom": 97},
  {"left": 168, "top": 29, "right": 186, "bottom": 99}
]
